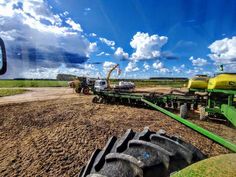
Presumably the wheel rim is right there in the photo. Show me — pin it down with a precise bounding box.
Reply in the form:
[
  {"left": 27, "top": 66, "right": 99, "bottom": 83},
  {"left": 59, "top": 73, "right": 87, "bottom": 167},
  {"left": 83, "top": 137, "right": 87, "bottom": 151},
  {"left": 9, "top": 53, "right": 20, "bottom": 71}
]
[{"left": 83, "top": 88, "right": 90, "bottom": 95}]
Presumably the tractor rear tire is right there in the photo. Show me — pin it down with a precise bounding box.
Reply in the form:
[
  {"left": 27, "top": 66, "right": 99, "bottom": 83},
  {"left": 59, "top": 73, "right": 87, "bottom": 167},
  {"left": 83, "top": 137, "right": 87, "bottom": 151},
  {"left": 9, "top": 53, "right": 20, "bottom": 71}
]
[
  {"left": 83, "top": 87, "right": 90, "bottom": 95},
  {"left": 79, "top": 128, "right": 206, "bottom": 177},
  {"left": 180, "top": 103, "right": 188, "bottom": 119}
]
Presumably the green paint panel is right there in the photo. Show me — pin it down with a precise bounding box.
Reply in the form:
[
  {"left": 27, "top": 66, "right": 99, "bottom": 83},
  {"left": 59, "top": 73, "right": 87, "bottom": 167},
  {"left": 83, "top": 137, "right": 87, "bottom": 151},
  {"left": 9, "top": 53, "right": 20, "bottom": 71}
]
[{"left": 221, "top": 104, "right": 236, "bottom": 127}]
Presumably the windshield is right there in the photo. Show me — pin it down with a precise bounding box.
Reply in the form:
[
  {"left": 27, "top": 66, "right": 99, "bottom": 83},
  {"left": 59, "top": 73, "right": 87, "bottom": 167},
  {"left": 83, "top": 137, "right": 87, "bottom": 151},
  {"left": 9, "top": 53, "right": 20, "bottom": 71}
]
[
  {"left": 0, "top": 1, "right": 236, "bottom": 176},
  {"left": 95, "top": 80, "right": 105, "bottom": 86}
]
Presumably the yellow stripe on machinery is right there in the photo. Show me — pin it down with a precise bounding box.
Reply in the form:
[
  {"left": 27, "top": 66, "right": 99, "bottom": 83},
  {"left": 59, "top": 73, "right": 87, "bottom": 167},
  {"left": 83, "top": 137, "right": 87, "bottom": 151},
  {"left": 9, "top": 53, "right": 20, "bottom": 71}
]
[
  {"left": 208, "top": 73, "right": 236, "bottom": 90},
  {"left": 187, "top": 75, "right": 209, "bottom": 89}
]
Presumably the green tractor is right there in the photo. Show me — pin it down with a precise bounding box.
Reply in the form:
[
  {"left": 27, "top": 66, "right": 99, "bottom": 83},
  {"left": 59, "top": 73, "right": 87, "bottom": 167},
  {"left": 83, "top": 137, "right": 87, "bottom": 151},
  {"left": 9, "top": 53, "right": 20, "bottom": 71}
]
[{"left": 68, "top": 77, "right": 95, "bottom": 95}]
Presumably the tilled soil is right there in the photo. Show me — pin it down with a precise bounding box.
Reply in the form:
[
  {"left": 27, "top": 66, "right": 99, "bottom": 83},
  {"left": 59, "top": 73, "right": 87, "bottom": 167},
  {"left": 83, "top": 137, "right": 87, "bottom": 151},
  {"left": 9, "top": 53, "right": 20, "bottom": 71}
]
[{"left": 0, "top": 95, "right": 235, "bottom": 176}]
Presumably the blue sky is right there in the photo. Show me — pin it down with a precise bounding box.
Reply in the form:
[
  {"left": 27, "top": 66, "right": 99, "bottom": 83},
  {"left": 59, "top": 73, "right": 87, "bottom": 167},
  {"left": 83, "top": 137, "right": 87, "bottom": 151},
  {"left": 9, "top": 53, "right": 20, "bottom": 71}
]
[{"left": 1, "top": 0, "right": 236, "bottom": 79}]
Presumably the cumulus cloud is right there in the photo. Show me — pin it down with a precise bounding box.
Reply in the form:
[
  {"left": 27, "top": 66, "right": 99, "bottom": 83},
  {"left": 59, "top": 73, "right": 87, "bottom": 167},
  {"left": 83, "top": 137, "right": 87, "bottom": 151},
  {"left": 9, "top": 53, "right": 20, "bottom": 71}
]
[
  {"left": 186, "top": 67, "right": 206, "bottom": 76},
  {"left": 143, "top": 62, "right": 150, "bottom": 71},
  {"left": 208, "top": 36, "right": 236, "bottom": 63},
  {"left": 172, "top": 66, "right": 182, "bottom": 73},
  {"left": 114, "top": 47, "right": 129, "bottom": 60},
  {"left": 152, "top": 60, "right": 170, "bottom": 73},
  {"left": 103, "top": 61, "right": 116, "bottom": 73},
  {"left": 153, "top": 60, "right": 164, "bottom": 70},
  {"left": 88, "top": 42, "right": 97, "bottom": 52},
  {"left": 125, "top": 61, "right": 139, "bottom": 72},
  {"left": 99, "top": 37, "right": 115, "bottom": 47},
  {"left": 0, "top": 0, "right": 97, "bottom": 78},
  {"left": 189, "top": 56, "right": 208, "bottom": 66},
  {"left": 159, "top": 68, "right": 170, "bottom": 73},
  {"left": 130, "top": 32, "right": 168, "bottom": 60},
  {"left": 65, "top": 18, "right": 83, "bottom": 32}
]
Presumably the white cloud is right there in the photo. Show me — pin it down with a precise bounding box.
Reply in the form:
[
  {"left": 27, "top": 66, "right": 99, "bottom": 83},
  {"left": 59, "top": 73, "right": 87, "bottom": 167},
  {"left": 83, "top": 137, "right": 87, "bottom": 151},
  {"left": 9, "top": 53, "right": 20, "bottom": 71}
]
[
  {"left": 96, "top": 52, "right": 110, "bottom": 56},
  {"left": 0, "top": 0, "right": 98, "bottom": 78},
  {"left": 82, "top": 63, "right": 96, "bottom": 70},
  {"left": 152, "top": 60, "right": 170, "bottom": 74},
  {"left": 143, "top": 62, "right": 150, "bottom": 71},
  {"left": 160, "top": 68, "right": 170, "bottom": 73},
  {"left": 0, "top": 30, "right": 16, "bottom": 41},
  {"left": 65, "top": 18, "right": 83, "bottom": 32},
  {"left": 172, "top": 66, "right": 181, "bottom": 73},
  {"left": 63, "top": 11, "right": 69, "bottom": 16},
  {"left": 153, "top": 60, "right": 164, "bottom": 70},
  {"left": 125, "top": 61, "right": 139, "bottom": 72},
  {"left": 103, "top": 61, "right": 116, "bottom": 73},
  {"left": 114, "top": 47, "right": 129, "bottom": 60},
  {"left": 89, "top": 33, "right": 97, "bottom": 37},
  {"left": 99, "top": 37, "right": 115, "bottom": 47},
  {"left": 22, "top": 63, "right": 97, "bottom": 79},
  {"left": 97, "top": 52, "right": 105, "bottom": 56},
  {"left": 130, "top": 32, "right": 168, "bottom": 60},
  {"left": 103, "top": 61, "right": 116, "bottom": 67},
  {"left": 189, "top": 56, "right": 208, "bottom": 66},
  {"left": 88, "top": 42, "right": 97, "bottom": 52},
  {"left": 208, "top": 36, "right": 236, "bottom": 63},
  {"left": 186, "top": 67, "right": 205, "bottom": 76}
]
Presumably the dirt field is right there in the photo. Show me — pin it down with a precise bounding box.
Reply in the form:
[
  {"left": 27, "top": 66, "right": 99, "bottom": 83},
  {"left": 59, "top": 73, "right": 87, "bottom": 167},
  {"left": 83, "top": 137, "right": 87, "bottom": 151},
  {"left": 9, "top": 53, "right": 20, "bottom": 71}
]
[
  {"left": 0, "top": 88, "right": 77, "bottom": 105},
  {"left": 0, "top": 94, "right": 235, "bottom": 177}
]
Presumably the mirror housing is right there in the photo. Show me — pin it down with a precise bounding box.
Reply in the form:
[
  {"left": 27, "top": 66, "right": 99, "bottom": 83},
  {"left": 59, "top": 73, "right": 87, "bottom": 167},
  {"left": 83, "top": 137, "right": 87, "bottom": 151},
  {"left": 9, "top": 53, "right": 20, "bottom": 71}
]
[{"left": 0, "top": 37, "right": 7, "bottom": 75}]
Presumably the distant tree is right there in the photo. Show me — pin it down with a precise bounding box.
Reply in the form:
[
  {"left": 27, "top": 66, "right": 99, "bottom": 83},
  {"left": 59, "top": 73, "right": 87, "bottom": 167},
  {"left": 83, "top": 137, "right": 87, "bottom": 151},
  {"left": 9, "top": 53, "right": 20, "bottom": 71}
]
[{"left": 56, "top": 74, "right": 77, "bottom": 81}]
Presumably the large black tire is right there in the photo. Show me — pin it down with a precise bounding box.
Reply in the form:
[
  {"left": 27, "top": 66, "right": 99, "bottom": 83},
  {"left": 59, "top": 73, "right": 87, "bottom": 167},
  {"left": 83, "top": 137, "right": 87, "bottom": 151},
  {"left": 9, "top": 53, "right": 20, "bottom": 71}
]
[
  {"left": 79, "top": 128, "right": 206, "bottom": 177},
  {"left": 83, "top": 87, "right": 90, "bottom": 95}
]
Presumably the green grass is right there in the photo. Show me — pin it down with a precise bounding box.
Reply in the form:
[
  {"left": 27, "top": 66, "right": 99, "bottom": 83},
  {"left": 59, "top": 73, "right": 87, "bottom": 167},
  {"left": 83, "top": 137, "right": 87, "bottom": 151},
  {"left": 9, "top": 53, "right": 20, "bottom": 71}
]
[
  {"left": 0, "top": 80, "right": 68, "bottom": 88},
  {"left": 0, "top": 79, "right": 187, "bottom": 88},
  {"left": 0, "top": 89, "right": 27, "bottom": 97},
  {"left": 111, "top": 80, "right": 187, "bottom": 88}
]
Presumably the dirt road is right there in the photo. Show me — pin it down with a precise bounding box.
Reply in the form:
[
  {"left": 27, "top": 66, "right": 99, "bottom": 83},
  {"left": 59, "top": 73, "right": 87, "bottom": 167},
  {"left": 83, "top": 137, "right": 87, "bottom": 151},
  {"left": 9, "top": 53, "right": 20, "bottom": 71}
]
[
  {"left": 0, "top": 95, "right": 235, "bottom": 176},
  {"left": 0, "top": 87, "right": 77, "bottom": 105},
  {"left": 0, "top": 86, "right": 183, "bottom": 105}
]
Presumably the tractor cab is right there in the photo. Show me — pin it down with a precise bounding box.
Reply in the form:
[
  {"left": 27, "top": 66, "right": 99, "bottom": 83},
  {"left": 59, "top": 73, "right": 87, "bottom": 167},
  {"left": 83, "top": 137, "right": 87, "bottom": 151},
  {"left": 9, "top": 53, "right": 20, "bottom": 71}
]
[{"left": 94, "top": 80, "right": 108, "bottom": 92}]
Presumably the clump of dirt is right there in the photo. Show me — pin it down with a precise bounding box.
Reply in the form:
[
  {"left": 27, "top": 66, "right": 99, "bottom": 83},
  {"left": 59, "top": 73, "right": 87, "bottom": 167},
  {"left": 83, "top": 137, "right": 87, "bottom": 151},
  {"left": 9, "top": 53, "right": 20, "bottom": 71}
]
[{"left": 0, "top": 96, "right": 234, "bottom": 176}]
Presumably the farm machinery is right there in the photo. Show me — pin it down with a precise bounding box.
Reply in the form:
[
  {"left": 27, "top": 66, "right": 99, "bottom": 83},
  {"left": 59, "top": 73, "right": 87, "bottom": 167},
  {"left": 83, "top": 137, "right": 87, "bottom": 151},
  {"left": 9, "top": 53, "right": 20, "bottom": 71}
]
[
  {"left": 92, "top": 73, "right": 236, "bottom": 126},
  {"left": 70, "top": 64, "right": 135, "bottom": 95},
  {"left": 68, "top": 77, "right": 96, "bottom": 94},
  {"left": 188, "top": 73, "right": 236, "bottom": 126},
  {"left": 79, "top": 72, "right": 236, "bottom": 177},
  {"left": 0, "top": 37, "right": 235, "bottom": 177},
  {"left": 94, "top": 64, "right": 135, "bottom": 92}
]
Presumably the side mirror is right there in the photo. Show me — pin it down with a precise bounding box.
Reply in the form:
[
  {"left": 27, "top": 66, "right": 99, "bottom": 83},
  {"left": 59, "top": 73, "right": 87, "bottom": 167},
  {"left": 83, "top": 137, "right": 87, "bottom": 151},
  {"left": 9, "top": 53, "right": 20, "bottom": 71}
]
[{"left": 0, "top": 37, "right": 7, "bottom": 75}]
